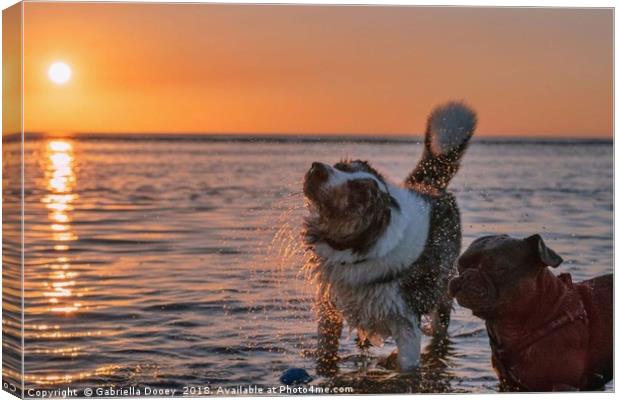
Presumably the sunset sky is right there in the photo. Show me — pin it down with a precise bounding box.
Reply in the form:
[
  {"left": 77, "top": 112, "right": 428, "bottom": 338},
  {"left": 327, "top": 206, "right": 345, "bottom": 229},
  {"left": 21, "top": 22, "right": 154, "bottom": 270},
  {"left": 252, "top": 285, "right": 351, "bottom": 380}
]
[{"left": 12, "top": 3, "right": 615, "bottom": 137}]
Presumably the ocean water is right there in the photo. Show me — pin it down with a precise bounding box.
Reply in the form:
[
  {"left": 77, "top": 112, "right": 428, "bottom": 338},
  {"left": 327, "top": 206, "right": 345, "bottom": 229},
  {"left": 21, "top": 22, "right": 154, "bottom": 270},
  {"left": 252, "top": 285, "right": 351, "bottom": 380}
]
[{"left": 2, "top": 135, "right": 613, "bottom": 395}]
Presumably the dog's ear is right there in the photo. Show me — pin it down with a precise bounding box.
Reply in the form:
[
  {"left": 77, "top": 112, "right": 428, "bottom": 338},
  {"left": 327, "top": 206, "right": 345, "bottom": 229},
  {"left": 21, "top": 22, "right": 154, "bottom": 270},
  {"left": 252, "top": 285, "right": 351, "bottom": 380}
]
[{"left": 525, "top": 234, "right": 563, "bottom": 268}]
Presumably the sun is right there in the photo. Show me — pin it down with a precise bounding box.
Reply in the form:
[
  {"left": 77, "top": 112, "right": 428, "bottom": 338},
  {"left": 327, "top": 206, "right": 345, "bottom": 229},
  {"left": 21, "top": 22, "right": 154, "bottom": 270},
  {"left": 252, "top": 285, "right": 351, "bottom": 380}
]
[{"left": 48, "top": 62, "right": 72, "bottom": 85}]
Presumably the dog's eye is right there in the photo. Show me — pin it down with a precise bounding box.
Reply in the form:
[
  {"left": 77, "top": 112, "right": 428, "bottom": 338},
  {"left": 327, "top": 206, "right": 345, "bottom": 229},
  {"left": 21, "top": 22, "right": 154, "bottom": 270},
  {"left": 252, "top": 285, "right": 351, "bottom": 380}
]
[
  {"left": 458, "top": 253, "right": 481, "bottom": 270},
  {"left": 349, "top": 179, "right": 377, "bottom": 190}
]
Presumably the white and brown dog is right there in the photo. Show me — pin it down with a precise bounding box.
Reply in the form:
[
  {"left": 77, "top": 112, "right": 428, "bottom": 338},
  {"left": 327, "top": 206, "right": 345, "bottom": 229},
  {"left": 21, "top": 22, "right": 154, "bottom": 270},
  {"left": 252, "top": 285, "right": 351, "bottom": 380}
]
[{"left": 302, "top": 102, "right": 477, "bottom": 374}]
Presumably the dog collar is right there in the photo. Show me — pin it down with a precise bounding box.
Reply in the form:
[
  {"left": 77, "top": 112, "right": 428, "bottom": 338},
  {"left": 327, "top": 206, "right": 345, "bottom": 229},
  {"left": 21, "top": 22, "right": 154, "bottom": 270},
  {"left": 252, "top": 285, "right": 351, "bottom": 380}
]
[{"left": 486, "top": 275, "right": 588, "bottom": 391}]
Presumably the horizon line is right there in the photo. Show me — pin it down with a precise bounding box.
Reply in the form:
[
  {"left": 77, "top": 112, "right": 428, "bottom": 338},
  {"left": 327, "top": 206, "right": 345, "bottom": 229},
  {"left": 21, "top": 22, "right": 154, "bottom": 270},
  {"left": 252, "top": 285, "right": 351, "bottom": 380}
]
[{"left": 2, "top": 131, "right": 613, "bottom": 144}]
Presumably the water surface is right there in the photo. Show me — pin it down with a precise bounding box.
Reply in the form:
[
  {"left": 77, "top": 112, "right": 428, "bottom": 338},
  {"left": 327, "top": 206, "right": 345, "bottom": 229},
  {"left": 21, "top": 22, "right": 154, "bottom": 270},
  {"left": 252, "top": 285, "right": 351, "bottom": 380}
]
[{"left": 2, "top": 135, "right": 613, "bottom": 394}]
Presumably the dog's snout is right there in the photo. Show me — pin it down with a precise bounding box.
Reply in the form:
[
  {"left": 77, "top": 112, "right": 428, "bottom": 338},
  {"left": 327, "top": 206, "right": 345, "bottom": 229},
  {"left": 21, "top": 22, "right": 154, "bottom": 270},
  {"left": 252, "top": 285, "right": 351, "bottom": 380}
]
[
  {"left": 303, "top": 162, "right": 331, "bottom": 198},
  {"left": 309, "top": 162, "right": 330, "bottom": 183}
]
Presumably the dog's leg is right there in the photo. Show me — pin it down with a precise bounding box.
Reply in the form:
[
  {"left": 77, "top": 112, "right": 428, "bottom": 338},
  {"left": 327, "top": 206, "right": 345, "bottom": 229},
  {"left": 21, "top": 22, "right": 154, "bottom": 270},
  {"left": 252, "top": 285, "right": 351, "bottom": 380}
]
[
  {"left": 316, "top": 297, "right": 343, "bottom": 376},
  {"left": 389, "top": 316, "right": 422, "bottom": 372},
  {"left": 429, "top": 293, "right": 453, "bottom": 338}
]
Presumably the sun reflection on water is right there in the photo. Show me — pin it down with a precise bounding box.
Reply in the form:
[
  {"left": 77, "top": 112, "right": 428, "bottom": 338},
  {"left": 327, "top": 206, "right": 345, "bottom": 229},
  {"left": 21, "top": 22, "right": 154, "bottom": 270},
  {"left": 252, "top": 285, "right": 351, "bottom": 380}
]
[
  {"left": 26, "top": 139, "right": 111, "bottom": 385},
  {"left": 41, "top": 139, "right": 82, "bottom": 314},
  {"left": 4, "top": 364, "right": 120, "bottom": 386}
]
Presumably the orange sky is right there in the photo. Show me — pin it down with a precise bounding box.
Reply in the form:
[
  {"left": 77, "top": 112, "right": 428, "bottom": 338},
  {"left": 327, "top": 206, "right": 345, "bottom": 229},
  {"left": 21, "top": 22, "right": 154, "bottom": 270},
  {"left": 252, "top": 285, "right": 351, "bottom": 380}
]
[{"left": 15, "top": 3, "right": 614, "bottom": 137}]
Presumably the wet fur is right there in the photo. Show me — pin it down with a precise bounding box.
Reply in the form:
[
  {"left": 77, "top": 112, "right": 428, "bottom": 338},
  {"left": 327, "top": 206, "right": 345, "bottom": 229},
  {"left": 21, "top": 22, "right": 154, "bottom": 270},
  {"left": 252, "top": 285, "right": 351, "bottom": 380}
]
[{"left": 303, "top": 102, "right": 477, "bottom": 373}]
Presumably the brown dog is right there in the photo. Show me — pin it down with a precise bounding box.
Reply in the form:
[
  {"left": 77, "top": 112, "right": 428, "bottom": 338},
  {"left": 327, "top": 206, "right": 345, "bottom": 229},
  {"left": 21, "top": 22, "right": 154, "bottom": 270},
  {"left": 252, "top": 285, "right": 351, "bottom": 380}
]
[{"left": 449, "top": 234, "right": 612, "bottom": 391}]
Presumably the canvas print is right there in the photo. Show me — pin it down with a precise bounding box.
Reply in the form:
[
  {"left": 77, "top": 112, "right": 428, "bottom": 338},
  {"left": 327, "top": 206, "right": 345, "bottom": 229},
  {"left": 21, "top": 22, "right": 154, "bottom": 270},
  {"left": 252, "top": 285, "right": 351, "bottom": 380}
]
[{"left": 2, "top": 2, "right": 614, "bottom": 397}]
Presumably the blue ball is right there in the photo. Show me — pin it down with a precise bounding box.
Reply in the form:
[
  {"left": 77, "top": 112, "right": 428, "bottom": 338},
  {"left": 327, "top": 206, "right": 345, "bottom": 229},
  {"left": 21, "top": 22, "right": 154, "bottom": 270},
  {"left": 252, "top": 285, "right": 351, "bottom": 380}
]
[{"left": 280, "top": 367, "right": 313, "bottom": 385}]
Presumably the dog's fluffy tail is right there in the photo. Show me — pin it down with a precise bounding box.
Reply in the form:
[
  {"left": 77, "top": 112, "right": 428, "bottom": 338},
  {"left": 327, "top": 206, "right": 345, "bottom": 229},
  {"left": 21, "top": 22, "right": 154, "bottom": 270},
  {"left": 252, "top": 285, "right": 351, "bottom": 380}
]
[{"left": 406, "top": 101, "right": 477, "bottom": 192}]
